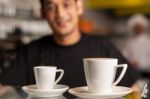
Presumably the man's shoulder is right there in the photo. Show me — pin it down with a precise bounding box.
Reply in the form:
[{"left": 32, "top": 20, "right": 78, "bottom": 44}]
[
  {"left": 29, "top": 35, "right": 53, "bottom": 45},
  {"left": 21, "top": 35, "right": 53, "bottom": 50}
]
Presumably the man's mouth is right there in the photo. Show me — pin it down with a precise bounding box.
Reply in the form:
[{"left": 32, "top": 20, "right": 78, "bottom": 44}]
[
  {"left": 55, "top": 17, "right": 70, "bottom": 28},
  {"left": 56, "top": 20, "right": 69, "bottom": 28}
]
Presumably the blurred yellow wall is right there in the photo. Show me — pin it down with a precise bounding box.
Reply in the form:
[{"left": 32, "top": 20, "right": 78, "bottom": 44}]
[{"left": 86, "top": 0, "right": 150, "bottom": 9}]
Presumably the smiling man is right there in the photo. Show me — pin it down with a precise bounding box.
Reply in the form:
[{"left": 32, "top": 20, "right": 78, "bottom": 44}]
[
  {"left": 0, "top": 0, "right": 139, "bottom": 89},
  {"left": 42, "top": 0, "right": 83, "bottom": 46}
]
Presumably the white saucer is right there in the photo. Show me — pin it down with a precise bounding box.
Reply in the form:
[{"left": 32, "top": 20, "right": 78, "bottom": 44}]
[
  {"left": 69, "top": 86, "right": 132, "bottom": 99},
  {"left": 22, "top": 84, "right": 69, "bottom": 97}
]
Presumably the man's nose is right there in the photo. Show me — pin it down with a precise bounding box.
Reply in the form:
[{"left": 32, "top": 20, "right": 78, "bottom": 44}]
[{"left": 56, "top": 6, "right": 66, "bottom": 18}]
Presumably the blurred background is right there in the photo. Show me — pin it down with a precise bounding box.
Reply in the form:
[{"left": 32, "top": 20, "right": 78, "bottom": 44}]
[{"left": 0, "top": 0, "right": 150, "bottom": 80}]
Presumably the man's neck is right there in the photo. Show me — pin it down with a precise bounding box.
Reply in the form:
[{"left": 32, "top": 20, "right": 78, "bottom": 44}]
[{"left": 54, "top": 31, "right": 81, "bottom": 46}]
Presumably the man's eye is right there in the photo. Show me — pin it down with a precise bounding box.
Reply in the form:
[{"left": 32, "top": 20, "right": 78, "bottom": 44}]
[
  {"left": 46, "top": 5, "right": 55, "bottom": 11},
  {"left": 64, "top": 3, "right": 70, "bottom": 8}
]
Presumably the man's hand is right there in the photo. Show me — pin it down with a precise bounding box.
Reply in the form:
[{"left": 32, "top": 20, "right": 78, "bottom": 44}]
[
  {"left": 132, "top": 84, "right": 141, "bottom": 93},
  {"left": 0, "top": 84, "right": 7, "bottom": 96}
]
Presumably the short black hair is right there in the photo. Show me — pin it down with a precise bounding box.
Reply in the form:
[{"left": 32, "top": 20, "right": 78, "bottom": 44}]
[
  {"left": 40, "top": 0, "right": 44, "bottom": 9},
  {"left": 39, "top": 0, "right": 78, "bottom": 8}
]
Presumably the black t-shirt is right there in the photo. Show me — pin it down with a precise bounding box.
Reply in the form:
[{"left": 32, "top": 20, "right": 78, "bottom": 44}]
[{"left": 0, "top": 34, "right": 139, "bottom": 87}]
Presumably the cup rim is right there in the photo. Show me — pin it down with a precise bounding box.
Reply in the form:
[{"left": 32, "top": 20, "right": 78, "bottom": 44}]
[
  {"left": 83, "top": 58, "right": 118, "bottom": 61},
  {"left": 34, "top": 66, "right": 57, "bottom": 69}
]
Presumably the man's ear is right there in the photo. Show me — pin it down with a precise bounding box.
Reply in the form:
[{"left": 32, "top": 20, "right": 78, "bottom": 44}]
[{"left": 76, "top": 0, "right": 84, "bottom": 15}]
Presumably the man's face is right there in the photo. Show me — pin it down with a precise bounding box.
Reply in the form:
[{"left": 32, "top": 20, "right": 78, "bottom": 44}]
[
  {"left": 133, "top": 23, "right": 145, "bottom": 35},
  {"left": 43, "top": 0, "right": 83, "bottom": 37}
]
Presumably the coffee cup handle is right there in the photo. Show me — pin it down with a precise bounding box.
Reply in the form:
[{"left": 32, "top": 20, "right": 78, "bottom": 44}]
[
  {"left": 112, "top": 64, "right": 128, "bottom": 86},
  {"left": 55, "top": 69, "right": 64, "bottom": 84}
]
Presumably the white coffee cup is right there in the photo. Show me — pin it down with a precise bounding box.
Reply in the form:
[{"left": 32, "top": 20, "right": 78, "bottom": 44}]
[
  {"left": 34, "top": 66, "right": 64, "bottom": 90},
  {"left": 83, "top": 58, "right": 127, "bottom": 94}
]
